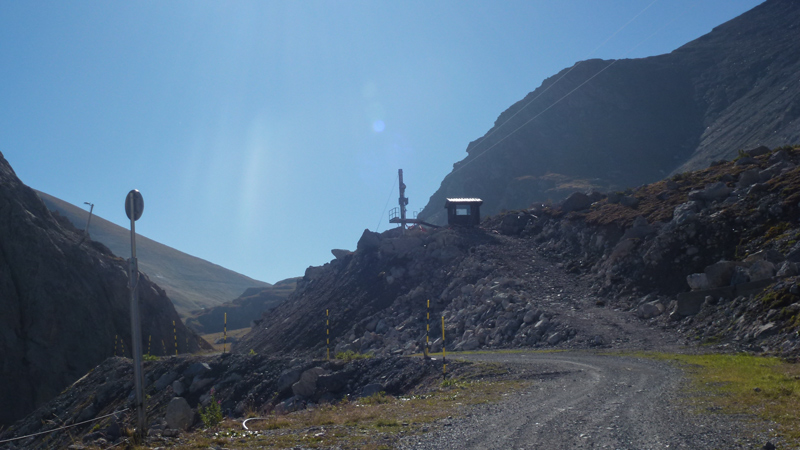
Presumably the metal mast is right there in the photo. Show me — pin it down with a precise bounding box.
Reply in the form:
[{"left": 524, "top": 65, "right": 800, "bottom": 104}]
[{"left": 398, "top": 169, "right": 408, "bottom": 234}]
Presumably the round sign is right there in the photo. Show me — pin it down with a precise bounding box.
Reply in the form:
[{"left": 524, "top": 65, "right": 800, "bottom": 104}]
[{"left": 125, "top": 189, "right": 144, "bottom": 221}]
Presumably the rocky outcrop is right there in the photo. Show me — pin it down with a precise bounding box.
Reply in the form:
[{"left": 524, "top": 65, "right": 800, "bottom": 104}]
[
  {"left": 185, "top": 278, "right": 299, "bottom": 334},
  {"left": 485, "top": 145, "right": 800, "bottom": 355},
  {"left": 0, "top": 151, "right": 210, "bottom": 425},
  {"left": 420, "top": 0, "right": 800, "bottom": 224},
  {"left": 0, "top": 353, "right": 467, "bottom": 449}
]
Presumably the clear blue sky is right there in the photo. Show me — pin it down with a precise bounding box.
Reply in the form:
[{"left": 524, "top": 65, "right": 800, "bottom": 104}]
[{"left": 0, "top": 1, "right": 762, "bottom": 285}]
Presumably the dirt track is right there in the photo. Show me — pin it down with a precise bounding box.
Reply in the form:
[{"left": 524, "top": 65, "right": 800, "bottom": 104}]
[{"left": 400, "top": 351, "right": 772, "bottom": 450}]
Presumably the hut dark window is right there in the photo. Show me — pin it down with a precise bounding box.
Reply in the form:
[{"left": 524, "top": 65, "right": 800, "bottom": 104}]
[{"left": 445, "top": 198, "right": 483, "bottom": 226}]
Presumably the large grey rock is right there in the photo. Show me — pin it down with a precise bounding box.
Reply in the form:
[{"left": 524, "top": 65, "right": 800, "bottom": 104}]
[
  {"left": 561, "top": 192, "right": 592, "bottom": 212},
  {"left": 737, "top": 169, "right": 760, "bottom": 187},
  {"left": 155, "top": 371, "right": 179, "bottom": 391},
  {"left": 165, "top": 397, "right": 193, "bottom": 431},
  {"left": 547, "top": 331, "right": 565, "bottom": 345},
  {"left": 276, "top": 368, "right": 303, "bottom": 394},
  {"left": 687, "top": 273, "right": 710, "bottom": 291},
  {"left": 356, "top": 229, "right": 381, "bottom": 252},
  {"left": 292, "top": 367, "right": 329, "bottom": 398},
  {"left": 189, "top": 377, "right": 213, "bottom": 394},
  {"left": 637, "top": 301, "right": 665, "bottom": 319},
  {"left": 523, "top": 309, "right": 540, "bottom": 324},
  {"left": 183, "top": 363, "right": 211, "bottom": 378},
  {"left": 171, "top": 380, "right": 185, "bottom": 396},
  {"left": 748, "top": 260, "right": 776, "bottom": 282},
  {"left": 331, "top": 249, "right": 352, "bottom": 260},
  {"left": 704, "top": 261, "right": 739, "bottom": 288},
  {"left": 459, "top": 337, "right": 479, "bottom": 351},
  {"left": 673, "top": 202, "right": 699, "bottom": 224}
]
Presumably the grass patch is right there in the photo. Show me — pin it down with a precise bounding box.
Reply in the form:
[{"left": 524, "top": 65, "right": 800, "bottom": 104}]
[
  {"left": 636, "top": 352, "right": 800, "bottom": 445},
  {"left": 335, "top": 350, "right": 373, "bottom": 362},
  {"left": 168, "top": 376, "right": 526, "bottom": 449}
]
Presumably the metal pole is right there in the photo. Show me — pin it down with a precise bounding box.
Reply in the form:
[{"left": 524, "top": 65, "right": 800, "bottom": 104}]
[
  {"left": 83, "top": 202, "right": 94, "bottom": 237},
  {"left": 128, "top": 194, "right": 146, "bottom": 440},
  {"left": 398, "top": 169, "right": 407, "bottom": 235}
]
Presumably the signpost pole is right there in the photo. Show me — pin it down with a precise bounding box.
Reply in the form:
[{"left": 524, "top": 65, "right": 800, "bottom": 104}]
[{"left": 126, "top": 190, "right": 146, "bottom": 441}]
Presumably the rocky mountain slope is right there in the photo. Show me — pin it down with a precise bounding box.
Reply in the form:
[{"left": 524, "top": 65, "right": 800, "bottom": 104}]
[
  {"left": 0, "top": 152, "right": 210, "bottom": 425},
  {"left": 36, "top": 191, "right": 269, "bottom": 317},
  {"left": 185, "top": 277, "right": 299, "bottom": 334},
  {"left": 238, "top": 145, "right": 800, "bottom": 360},
  {"left": 419, "top": 0, "right": 800, "bottom": 224}
]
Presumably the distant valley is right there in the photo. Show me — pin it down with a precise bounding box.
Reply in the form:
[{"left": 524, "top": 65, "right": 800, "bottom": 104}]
[{"left": 37, "top": 191, "right": 271, "bottom": 317}]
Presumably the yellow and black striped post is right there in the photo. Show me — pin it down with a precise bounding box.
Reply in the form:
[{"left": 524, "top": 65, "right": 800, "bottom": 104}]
[
  {"left": 442, "top": 315, "right": 446, "bottom": 378},
  {"left": 326, "top": 309, "right": 330, "bottom": 360},
  {"left": 147, "top": 335, "right": 152, "bottom": 356},
  {"left": 424, "top": 300, "right": 430, "bottom": 359},
  {"left": 173, "top": 320, "right": 178, "bottom": 356},
  {"left": 161, "top": 339, "right": 166, "bottom": 356},
  {"left": 120, "top": 339, "right": 126, "bottom": 358},
  {"left": 114, "top": 335, "right": 118, "bottom": 356},
  {"left": 223, "top": 312, "right": 227, "bottom": 354}
]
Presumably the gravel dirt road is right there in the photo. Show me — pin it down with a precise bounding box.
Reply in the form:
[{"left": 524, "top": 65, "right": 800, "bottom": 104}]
[{"left": 400, "top": 351, "right": 773, "bottom": 450}]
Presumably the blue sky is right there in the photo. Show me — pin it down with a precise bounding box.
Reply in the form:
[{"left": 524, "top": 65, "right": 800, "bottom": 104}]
[{"left": 0, "top": 1, "right": 762, "bottom": 285}]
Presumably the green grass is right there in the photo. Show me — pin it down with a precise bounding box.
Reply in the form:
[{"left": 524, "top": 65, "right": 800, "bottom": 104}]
[
  {"left": 334, "top": 350, "right": 373, "bottom": 362},
  {"left": 636, "top": 352, "right": 800, "bottom": 445}
]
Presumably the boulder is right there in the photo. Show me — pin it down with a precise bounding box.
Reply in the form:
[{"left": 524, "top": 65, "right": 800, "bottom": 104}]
[
  {"left": 316, "top": 372, "right": 349, "bottom": 393},
  {"left": 747, "top": 145, "right": 771, "bottom": 157},
  {"left": 704, "top": 261, "right": 739, "bottom": 288},
  {"left": 673, "top": 202, "right": 698, "bottom": 224},
  {"left": 292, "top": 367, "right": 329, "bottom": 398},
  {"left": 523, "top": 309, "right": 540, "bottom": 324},
  {"left": 561, "top": 192, "right": 592, "bottom": 213},
  {"left": 171, "top": 380, "right": 185, "bottom": 396},
  {"left": 637, "top": 301, "right": 665, "bottom": 319},
  {"left": 748, "top": 260, "right": 776, "bottom": 282},
  {"left": 737, "top": 169, "right": 760, "bottom": 188},
  {"left": 189, "top": 377, "right": 213, "bottom": 394},
  {"left": 331, "top": 249, "right": 352, "bottom": 260},
  {"left": 276, "top": 368, "right": 303, "bottom": 394},
  {"left": 183, "top": 362, "right": 211, "bottom": 378},
  {"left": 547, "top": 331, "right": 565, "bottom": 345},
  {"left": 165, "top": 397, "right": 193, "bottom": 431},
  {"left": 356, "top": 229, "right": 381, "bottom": 252},
  {"left": 155, "top": 371, "right": 178, "bottom": 391},
  {"left": 689, "top": 182, "right": 731, "bottom": 202}
]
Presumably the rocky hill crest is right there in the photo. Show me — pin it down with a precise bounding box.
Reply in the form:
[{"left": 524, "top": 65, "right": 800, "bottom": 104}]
[
  {"left": 420, "top": 0, "right": 800, "bottom": 224},
  {"left": 238, "top": 145, "right": 800, "bottom": 360}
]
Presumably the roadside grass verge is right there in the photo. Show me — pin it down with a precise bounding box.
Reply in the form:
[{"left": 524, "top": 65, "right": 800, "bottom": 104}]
[
  {"left": 634, "top": 352, "right": 800, "bottom": 445},
  {"left": 168, "top": 377, "right": 526, "bottom": 449}
]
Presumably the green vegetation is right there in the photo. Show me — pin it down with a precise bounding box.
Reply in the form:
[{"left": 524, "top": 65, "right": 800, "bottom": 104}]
[
  {"left": 156, "top": 375, "right": 524, "bottom": 449},
  {"left": 637, "top": 352, "right": 800, "bottom": 446},
  {"left": 335, "top": 350, "right": 373, "bottom": 362},
  {"left": 142, "top": 354, "right": 159, "bottom": 362},
  {"left": 199, "top": 391, "right": 224, "bottom": 428}
]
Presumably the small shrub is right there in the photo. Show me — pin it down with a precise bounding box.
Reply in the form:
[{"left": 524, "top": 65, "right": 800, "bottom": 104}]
[
  {"left": 199, "top": 390, "right": 223, "bottom": 428},
  {"left": 248, "top": 349, "right": 257, "bottom": 356},
  {"left": 143, "top": 354, "right": 158, "bottom": 362},
  {"left": 360, "top": 391, "right": 391, "bottom": 405}
]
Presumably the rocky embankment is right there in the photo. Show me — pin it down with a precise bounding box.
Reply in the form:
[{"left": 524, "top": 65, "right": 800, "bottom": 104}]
[
  {"left": 495, "top": 145, "right": 800, "bottom": 356},
  {"left": 239, "top": 145, "right": 800, "bottom": 360},
  {"left": 0, "top": 152, "right": 210, "bottom": 425},
  {"left": 0, "top": 353, "right": 464, "bottom": 449}
]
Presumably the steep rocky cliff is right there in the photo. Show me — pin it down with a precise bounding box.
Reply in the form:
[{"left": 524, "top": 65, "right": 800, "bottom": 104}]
[
  {"left": 420, "top": 0, "right": 800, "bottom": 224},
  {"left": 0, "top": 152, "right": 210, "bottom": 425}
]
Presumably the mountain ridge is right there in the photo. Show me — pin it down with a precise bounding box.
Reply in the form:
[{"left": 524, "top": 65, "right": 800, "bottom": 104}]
[
  {"left": 36, "top": 191, "right": 270, "bottom": 317},
  {"left": 419, "top": 0, "right": 800, "bottom": 224}
]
